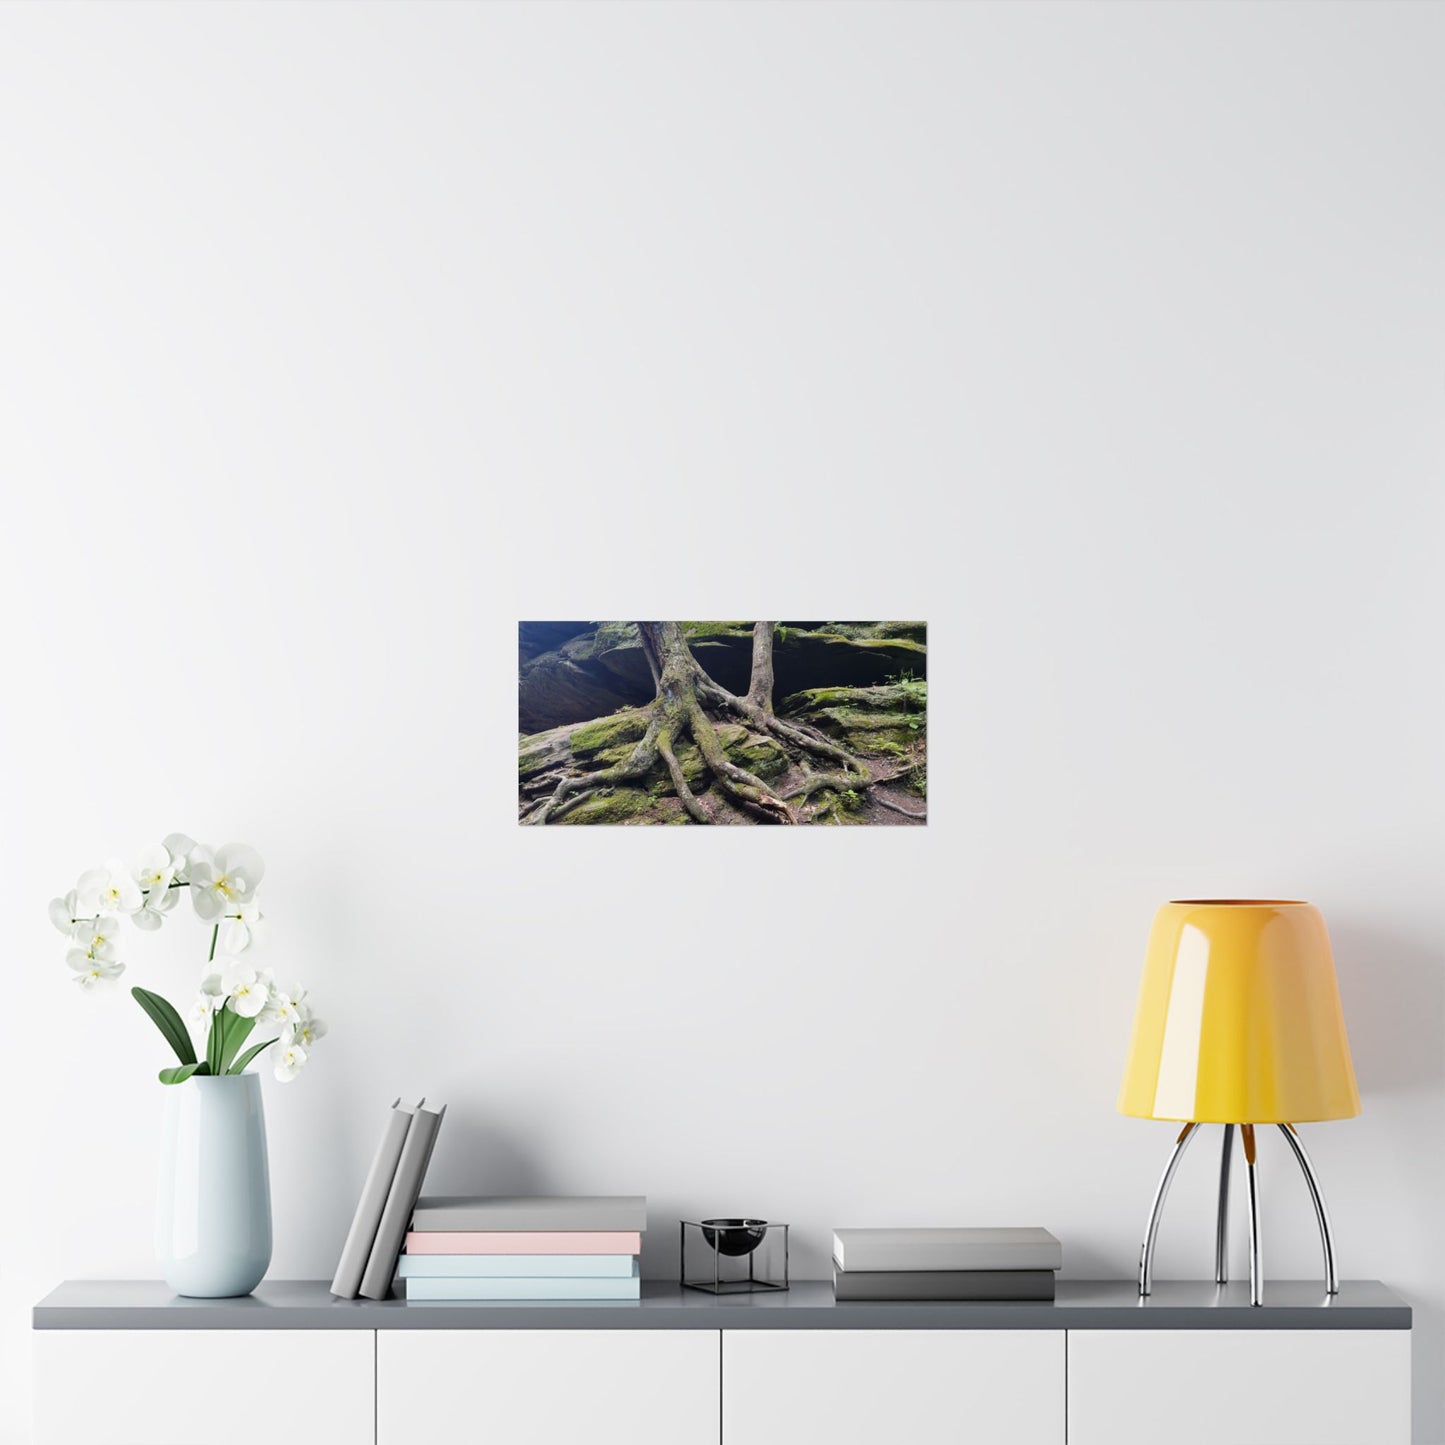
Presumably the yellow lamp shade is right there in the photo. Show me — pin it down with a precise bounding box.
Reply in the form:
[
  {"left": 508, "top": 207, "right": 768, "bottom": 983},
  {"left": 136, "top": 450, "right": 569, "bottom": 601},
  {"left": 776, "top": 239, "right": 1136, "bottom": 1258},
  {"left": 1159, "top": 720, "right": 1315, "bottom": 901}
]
[{"left": 1118, "top": 900, "right": 1360, "bottom": 1124}]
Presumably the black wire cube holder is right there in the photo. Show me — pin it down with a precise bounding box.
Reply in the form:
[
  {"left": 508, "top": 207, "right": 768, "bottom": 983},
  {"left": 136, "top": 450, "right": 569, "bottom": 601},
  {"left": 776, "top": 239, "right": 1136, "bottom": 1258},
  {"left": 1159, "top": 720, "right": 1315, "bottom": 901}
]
[{"left": 680, "top": 1219, "right": 789, "bottom": 1294}]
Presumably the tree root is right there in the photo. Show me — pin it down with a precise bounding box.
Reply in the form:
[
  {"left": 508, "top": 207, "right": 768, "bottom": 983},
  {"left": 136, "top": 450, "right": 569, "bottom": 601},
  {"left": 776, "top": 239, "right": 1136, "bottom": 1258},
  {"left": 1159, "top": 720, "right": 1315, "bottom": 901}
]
[
  {"left": 656, "top": 725, "right": 709, "bottom": 824},
  {"left": 872, "top": 791, "right": 926, "bottom": 819},
  {"left": 687, "top": 699, "right": 793, "bottom": 824},
  {"left": 523, "top": 621, "right": 879, "bottom": 826},
  {"left": 524, "top": 713, "right": 663, "bottom": 825}
]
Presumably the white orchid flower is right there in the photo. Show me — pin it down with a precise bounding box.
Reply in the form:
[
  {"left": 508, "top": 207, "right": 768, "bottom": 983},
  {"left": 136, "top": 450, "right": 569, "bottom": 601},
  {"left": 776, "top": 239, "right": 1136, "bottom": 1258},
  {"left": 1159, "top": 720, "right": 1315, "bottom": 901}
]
[
  {"left": 68, "top": 952, "right": 125, "bottom": 989},
  {"left": 70, "top": 915, "right": 121, "bottom": 962},
  {"left": 76, "top": 860, "right": 143, "bottom": 916},
  {"left": 190, "top": 843, "right": 264, "bottom": 922},
  {"left": 132, "top": 843, "right": 179, "bottom": 894},
  {"left": 273, "top": 1043, "right": 308, "bottom": 1082},
  {"left": 223, "top": 968, "right": 271, "bottom": 1019},
  {"left": 219, "top": 902, "right": 266, "bottom": 956},
  {"left": 49, "top": 891, "right": 83, "bottom": 935},
  {"left": 284, "top": 1013, "right": 328, "bottom": 1050},
  {"left": 262, "top": 986, "right": 301, "bottom": 1028},
  {"left": 191, "top": 974, "right": 227, "bottom": 1027},
  {"left": 161, "top": 834, "right": 198, "bottom": 882},
  {"left": 133, "top": 884, "right": 182, "bottom": 931}
]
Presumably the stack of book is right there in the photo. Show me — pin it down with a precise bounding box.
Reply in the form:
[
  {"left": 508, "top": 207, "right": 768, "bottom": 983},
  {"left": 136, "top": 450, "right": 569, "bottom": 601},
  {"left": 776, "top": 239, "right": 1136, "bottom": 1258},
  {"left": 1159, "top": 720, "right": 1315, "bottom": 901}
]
[
  {"left": 399, "top": 1195, "right": 647, "bottom": 1300},
  {"left": 332, "top": 1097, "right": 448, "bottom": 1302},
  {"left": 831, "top": 1227, "right": 1062, "bottom": 1301}
]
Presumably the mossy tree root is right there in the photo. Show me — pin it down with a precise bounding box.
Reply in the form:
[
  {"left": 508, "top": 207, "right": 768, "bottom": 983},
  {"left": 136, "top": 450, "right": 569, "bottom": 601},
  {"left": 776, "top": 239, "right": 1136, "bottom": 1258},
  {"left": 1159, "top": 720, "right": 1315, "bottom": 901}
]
[
  {"left": 523, "top": 620, "right": 874, "bottom": 825},
  {"left": 656, "top": 723, "right": 709, "bottom": 824},
  {"left": 700, "top": 677, "right": 873, "bottom": 800},
  {"left": 525, "top": 712, "right": 665, "bottom": 825},
  {"left": 686, "top": 698, "right": 794, "bottom": 824}
]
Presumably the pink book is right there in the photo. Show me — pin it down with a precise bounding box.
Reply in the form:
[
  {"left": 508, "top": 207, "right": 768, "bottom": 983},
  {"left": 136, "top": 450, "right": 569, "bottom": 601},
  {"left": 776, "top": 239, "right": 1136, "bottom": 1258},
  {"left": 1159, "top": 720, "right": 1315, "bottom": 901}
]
[{"left": 403, "top": 1230, "right": 642, "bottom": 1255}]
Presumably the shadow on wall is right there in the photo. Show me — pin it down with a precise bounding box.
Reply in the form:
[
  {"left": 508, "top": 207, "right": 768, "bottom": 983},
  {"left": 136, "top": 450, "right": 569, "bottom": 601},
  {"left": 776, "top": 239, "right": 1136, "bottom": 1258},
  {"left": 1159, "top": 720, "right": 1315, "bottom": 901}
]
[
  {"left": 1328, "top": 918, "right": 1445, "bottom": 1095},
  {"left": 422, "top": 1114, "right": 563, "bottom": 1197}
]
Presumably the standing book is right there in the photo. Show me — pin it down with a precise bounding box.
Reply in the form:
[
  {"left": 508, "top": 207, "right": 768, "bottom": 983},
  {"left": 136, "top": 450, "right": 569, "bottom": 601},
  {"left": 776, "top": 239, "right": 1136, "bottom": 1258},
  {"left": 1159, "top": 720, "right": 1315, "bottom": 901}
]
[
  {"left": 330, "top": 1098, "right": 419, "bottom": 1300},
  {"left": 359, "top": 1100, "right": 446, "bottom": 1301}
]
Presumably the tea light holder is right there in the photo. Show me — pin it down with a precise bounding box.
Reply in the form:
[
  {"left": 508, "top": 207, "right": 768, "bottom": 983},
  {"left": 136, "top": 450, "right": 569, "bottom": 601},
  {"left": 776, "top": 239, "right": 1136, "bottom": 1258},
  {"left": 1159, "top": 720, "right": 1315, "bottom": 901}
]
[{"left": 680, "top": 1218, "right": 789, "bottom": 1293}]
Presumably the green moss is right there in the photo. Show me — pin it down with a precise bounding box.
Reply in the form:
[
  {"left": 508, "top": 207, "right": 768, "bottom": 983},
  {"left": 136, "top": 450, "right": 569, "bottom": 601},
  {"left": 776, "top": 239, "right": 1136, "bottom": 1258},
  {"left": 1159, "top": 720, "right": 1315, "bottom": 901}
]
[
  {"left": 873, "top": 621, "right": 927, "bottom": 643},
  {"left": 591, "top": 621, "right": 639, "bottom": 654},
  {"left": 780, "top": 684, "right": 919, "bottom": 716},
  {"left": 667, "top": 726, "right": 787, "bottom": 787},
  {"left": 554, "top": 787, "right": 659, "bottom": 825},
  {"left": 681, "top": 621, "right": 752, "bottom": 640},
  {"left": 828, "top": 709, "right": 914, "bottom": 731},
  {"left": 518, "top": 740, "right": 556, "bottom": 779},
  {"left": 569, "top": 708, "right": 649, "bottom": 759},
  {"left": 728, "top": 732, "right": 788, "bottom": 780},
  {"left": 813, "top": 786, "right": 868, "bottom": 825},
  {"left": 851, "top": 730, "right": 912, "bottom": 756}
]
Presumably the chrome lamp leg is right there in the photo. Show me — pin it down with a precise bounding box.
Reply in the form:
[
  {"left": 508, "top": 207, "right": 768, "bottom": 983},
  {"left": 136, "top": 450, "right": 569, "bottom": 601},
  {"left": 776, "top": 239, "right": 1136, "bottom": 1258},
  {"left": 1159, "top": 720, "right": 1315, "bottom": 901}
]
[
  {"left": 1215, "top": 1123, "right": 1235, "bottom": 1285},
  {"left": 1242, "top": 1124, "right": 1263, "bottom": 1306},
  {"left": 1277, "top": 1123, "right": 1339, "bottom": 1294},
  {"left": 1138, "top": 1122, "right": 1198, "bottom": 1297}
]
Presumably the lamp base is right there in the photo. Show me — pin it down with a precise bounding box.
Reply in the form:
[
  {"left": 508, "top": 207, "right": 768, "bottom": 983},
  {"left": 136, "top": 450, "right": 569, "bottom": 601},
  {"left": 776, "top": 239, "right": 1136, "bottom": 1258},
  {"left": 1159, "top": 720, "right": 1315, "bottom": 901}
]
[{"left": 1137, "top": 1122, "right": 1338, "bottom": 1306}]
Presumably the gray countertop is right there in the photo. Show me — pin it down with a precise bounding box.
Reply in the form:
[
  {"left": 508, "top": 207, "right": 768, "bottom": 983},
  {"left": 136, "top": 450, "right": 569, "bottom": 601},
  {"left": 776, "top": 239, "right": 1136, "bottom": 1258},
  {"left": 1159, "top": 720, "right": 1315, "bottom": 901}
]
[{"left": 34, "top": 1279, "right": 1411, "bottom": 1331}]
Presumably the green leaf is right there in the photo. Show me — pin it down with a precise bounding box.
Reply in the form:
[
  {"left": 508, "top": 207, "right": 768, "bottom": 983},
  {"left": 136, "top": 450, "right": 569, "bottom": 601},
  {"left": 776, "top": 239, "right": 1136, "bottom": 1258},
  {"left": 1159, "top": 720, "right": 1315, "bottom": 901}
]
[
  {"left": 207, "top": 1008, "right": 225, "bottom": 1075},
  {"left": 229, "top": 1037, "right": 277, "bottom": 1075},
  {"left": 218, "top": 1011, "right": 257, "bottom": 1073},
  {"left": 158, "top": 1062, "right": 211, "bottom": 1085},
  {"left": 131, "top": 987, "right": 197, "bottom": 1067}
]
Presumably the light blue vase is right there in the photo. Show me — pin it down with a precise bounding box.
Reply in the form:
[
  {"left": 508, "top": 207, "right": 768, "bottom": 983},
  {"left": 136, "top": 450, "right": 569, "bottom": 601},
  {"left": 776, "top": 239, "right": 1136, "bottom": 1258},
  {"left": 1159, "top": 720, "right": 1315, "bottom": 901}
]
[{"left": 156, "top": 1073, "right": 272, "bottom": 1297}]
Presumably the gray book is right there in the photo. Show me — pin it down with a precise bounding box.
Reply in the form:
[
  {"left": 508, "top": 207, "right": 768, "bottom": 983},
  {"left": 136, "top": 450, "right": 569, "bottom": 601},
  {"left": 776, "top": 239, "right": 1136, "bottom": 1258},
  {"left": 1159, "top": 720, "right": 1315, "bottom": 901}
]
[
  {"left": 330, "top": 1098, "right": 419, "bottom": 1299},
  {"left": 833, "top": 1266, "right": 1056, "bottom": 1302},
  {"left": 832, "top": 1227, "right": 1062, "bottom": 1274},
  {"left": 410, "top": 1195, "right": 648, "bottom": 1233},
  {"left": 359, "top": 1101, "right": 446, "bottom": 1301}
]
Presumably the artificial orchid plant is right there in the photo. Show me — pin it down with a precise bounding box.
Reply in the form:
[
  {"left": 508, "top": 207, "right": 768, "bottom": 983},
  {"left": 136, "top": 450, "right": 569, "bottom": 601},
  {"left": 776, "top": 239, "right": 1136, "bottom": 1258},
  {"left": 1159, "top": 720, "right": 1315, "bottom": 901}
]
[{"left": 50, "top": 833, "right": 325, "bottom": 1084}]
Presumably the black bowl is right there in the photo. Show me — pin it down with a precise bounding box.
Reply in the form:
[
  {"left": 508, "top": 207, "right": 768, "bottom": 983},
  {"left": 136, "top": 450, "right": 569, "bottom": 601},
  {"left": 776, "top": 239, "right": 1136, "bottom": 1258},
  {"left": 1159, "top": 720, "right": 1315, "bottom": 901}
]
[{"left": 701, "top": 1218, "right": 768, "bottom": 1257}]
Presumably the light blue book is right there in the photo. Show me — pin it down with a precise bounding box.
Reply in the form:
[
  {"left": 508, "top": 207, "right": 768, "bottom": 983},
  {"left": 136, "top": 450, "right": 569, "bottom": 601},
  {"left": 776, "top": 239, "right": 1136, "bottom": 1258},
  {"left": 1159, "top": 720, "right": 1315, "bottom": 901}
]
[
  {"left": 404, "top": 1274, "right": 641, "bottom": 1302},
  {"left": 398, "top": 1254, "right": 638, "bottom": 1279}
]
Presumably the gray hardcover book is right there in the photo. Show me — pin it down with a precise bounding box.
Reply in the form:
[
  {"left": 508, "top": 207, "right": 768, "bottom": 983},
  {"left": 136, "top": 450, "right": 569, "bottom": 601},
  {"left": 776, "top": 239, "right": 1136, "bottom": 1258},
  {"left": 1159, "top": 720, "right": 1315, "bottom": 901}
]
[
  {"left": 359, "top": 1101, "right": 446, "bottom": 1301},
  {"left": 832, "top": 1227, "right": 1062, "bottom": 1274},
  {"left": 330, "top": 1098, "right": 418, "bottom": 1299},
  {"left": 833, "top": 1266, "right": 1056, "bottom": 1302},
  {"left": 410, "top": 1195, "right": 648, "bottom": 1233}
]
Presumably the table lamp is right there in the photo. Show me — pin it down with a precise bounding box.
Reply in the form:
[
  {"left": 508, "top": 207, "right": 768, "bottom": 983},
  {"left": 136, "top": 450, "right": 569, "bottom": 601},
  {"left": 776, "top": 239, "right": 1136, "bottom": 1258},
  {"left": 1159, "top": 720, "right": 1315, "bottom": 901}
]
[{"left": 1118, "top": 899, "right": 1359, "bottom": 1305}]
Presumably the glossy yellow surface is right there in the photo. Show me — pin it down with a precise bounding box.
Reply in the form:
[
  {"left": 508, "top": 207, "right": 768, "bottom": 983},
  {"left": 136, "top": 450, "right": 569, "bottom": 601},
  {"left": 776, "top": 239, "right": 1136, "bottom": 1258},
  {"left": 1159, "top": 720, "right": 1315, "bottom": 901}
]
[{"left": 1118, "top": 900, "right": 1360, "bottom": 1123}]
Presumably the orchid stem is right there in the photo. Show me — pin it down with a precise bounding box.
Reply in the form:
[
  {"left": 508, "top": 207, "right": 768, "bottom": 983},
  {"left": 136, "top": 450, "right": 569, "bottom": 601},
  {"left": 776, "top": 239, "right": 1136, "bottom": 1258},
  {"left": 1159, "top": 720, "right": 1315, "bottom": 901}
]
[{"left": 208, "top": 925, "right": 218, "bottom": 963}]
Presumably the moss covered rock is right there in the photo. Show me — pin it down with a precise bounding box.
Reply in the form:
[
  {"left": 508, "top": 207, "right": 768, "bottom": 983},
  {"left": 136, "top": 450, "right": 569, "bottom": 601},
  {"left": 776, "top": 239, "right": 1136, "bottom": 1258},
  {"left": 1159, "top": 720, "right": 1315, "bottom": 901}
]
[
  {"left": 553, "top": 788, "right": 680, "bottom": 825},
  {"left": 780, "top": 683, "right": 925, "bottom": 758}
]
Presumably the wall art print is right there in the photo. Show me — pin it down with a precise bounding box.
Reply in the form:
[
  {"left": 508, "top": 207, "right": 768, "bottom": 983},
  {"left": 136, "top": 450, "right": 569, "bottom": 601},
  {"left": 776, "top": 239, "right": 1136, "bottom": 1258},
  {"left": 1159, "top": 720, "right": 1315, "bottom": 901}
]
[{"left": 519, "top": 622, "right": 926, "bottom": 826}]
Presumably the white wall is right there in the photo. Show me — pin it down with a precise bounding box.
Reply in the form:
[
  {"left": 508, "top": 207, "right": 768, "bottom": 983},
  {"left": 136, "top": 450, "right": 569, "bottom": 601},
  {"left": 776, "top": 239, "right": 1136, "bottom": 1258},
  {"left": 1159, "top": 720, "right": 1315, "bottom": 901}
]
[{"left": 1, "top": 2, "right": 1441, "bottom": 1439}]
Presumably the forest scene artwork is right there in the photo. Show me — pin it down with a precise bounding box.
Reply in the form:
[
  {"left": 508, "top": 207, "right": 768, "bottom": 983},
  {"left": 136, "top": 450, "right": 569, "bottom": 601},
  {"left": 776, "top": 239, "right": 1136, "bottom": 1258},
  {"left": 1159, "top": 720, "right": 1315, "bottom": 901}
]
[{"left": 519, "top": 622, "right": 927, "bottom": 826}]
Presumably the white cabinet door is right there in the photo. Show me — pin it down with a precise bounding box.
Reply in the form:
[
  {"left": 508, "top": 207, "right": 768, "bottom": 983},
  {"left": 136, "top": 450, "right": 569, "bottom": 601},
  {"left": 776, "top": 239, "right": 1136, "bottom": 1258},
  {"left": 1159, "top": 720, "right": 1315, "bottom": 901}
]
[
  {"left": 378, "top": 1328, "right": 719, "bottom": 1445},
  {"left": 34, "top": 1329, "right": 373, "bottom": 1445},
  {"left": 723, "top": 1329, "right": 1065, "bottom": 1445},
  {"left": 1068, "top": 1329, "right": 1411, "bottom": 1445}
]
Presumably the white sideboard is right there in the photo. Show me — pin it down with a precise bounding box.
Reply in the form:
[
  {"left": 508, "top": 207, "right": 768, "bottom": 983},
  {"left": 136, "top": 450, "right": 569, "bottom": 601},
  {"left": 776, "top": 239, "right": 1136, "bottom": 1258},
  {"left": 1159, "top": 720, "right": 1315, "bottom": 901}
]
[
  {"left": 33, "top": 1279, "right": 1413, "bottom": 1445},
  {"left": 378, "top": 1329, "right": 718, "bottom": 1445},
  {"left": 33, "top": 1328, "right": 373, "bottom": 1445},
  {"left": 724, "top": 1328, "right": 1063, "bottom": 1445},
  {"left": 1068, "top": 1327, "right": 1412, "bottom": 1445}
]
